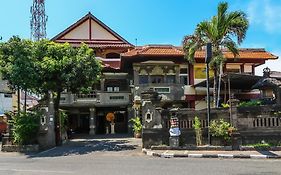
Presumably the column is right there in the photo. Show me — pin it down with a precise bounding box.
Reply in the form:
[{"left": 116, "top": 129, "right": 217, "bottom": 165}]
[
  {"left": 127, "top": 106, "right": 133, "bottom": 134},
  {"left": 101, "top": 78, "right": 105, "bottom": 91},
  {"left": 89, "top": 108, "right": 96, "bottom": 135}
]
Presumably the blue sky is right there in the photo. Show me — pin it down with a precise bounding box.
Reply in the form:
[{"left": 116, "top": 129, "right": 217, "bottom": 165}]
[{"left": 0, "top": 0, "right": 281, "bottom": 75}]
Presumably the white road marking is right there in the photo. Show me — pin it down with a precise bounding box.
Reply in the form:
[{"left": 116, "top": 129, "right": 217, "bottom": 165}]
[{"left": 0, "top": 168, "right": 73, "bottom": 174}]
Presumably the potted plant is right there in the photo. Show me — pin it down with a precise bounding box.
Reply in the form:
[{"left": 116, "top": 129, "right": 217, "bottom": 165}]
[{"left": 130, "top": 117, "right": 142, "bottom": 138}]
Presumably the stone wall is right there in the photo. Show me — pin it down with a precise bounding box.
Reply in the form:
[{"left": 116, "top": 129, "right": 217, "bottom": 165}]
[{"left": 142, "top": 101, "right": 281, "bottom": 148}]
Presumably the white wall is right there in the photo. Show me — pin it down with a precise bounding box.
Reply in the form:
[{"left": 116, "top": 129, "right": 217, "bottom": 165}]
[{"left": 0, "top": 93, "right": 13, "bottom": 113}]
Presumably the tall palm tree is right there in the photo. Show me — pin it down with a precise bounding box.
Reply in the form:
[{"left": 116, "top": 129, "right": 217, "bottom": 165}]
[{"left": 183, "top": 2, "right": 249, "bottom": 107}]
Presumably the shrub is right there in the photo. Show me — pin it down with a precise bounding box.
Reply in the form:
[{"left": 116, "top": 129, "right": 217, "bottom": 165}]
[
  {"left": 130, "top": 117, "right": 142, "bottom": 133},
  {"left": 221, "top": 103, "right": 230, "bottom": 108},
  {"left": 238, "top": 100, "right": 262, "bottom": 107},
  {"left": 209, "top": 119, "right": 236, "bottom": 142},
  {"left": 59, "top": 110, "right": 68, "bottom": 133},
  {"left": 193, "top": 116, "right": 202, "bottom": 146},
  {"left": 9, "top": 111, "right": 41, "bottom": 145}
]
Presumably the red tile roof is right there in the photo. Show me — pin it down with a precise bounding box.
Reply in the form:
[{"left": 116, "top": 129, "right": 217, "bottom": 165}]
[
  {"left": 122, "top": 45, "right": 183, "bottom": 57},
  {"left": 57, "top": 41, "right": 132, "bottom": 49},
  {"left": 122, "top": 45, "right": 278, "bottom": 60},
  {"left": 195, "top": 49, "right": 278, "bottom": 60}
]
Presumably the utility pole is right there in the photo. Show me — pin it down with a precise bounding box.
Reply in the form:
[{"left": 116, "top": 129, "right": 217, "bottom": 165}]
[
  {"left": 205, "top": 43, "right": 212, "bottom": 145},
  {"left": 30, "top": 0, "right": 48, "bottom": 41}
]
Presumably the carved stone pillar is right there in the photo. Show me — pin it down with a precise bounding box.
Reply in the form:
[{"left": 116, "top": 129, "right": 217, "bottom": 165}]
[
  {"left": 127, "top": 106, "right": 133, "bottom": 134},
  {"left": 100, "top": 78, "right": 105, "bottom": 91},
  {"left": 89, "top": 108, "right": 96, "bottom": 135}
]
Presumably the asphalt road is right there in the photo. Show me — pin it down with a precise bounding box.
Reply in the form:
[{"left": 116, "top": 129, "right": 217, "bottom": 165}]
[{"left": 0, "top": 137, "right": 280, "bottom": 175}]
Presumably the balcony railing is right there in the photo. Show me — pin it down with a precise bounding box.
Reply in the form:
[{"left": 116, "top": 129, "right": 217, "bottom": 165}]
[{"left": 60, "top": 91, "right": 130, "bottom": 106}]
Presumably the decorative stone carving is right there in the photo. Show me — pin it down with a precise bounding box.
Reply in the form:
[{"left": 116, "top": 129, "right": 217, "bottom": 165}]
[
  {"left": 167, "top": 69, "right": 175, "bottom": 75},
  {"left": 145, "top": 109, "right": 153, "bottom": 123},
  {"left": 139, "top": 69, "right": 148, "bottom": 75},
  {"left": 151, "top": 66, "right": 164, "bottom": 75},
  {"left": 133, "top": 66, "right": 140, "bottom": 72}
]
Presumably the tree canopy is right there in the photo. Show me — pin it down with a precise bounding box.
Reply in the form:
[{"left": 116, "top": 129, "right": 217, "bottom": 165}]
[
  {"left": 183, "top": 2, "right": 249, "bottom": 66},
  {"left": 0, "top": 37, "right": 102, "bottom": 145},
  {"left": 0, "top": 36, "right": 38, "bottom": 93},
  {"left": 183, "top": 2, "right": 249, "bottom": 106}
]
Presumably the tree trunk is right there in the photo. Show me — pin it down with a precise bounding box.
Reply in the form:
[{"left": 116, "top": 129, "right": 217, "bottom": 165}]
[
  {"left": 213, "top": 68, "right": 218, "bottom": 108},
  {"left": 17, "top": 88, "right": 20, "bottom": 112},
  {"left": 217, "top": 63, "right": 223, "bottom": 108},
  {"left": 24, "top": 90, "right": 27, "bottom": 113},
  {"left": 54, "top": 91, "right": 62, "bottom": 146}
]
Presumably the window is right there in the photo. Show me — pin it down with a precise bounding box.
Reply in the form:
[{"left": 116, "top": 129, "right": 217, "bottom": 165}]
[
  {"left": 107, "top": 86, "right": 119, "bottom": 92},
  {"left": 180, "top": 68, "right": 188, "bottom": 74},
  {"left": 154, "top": 87, "right": 170, "bottom": 93},
  {"left": 226, "top": 64, "right": 241, "bottom": 73},
  {"left": 151, "top": 75, "right": 164, "bottom": 84},
  {"left": 107, "top": 87, "right": 113, "bottom": 92},
  {"left": 110, "top": 96, "right": 125, "bottom": 100},
  {"left": 166, "top": 75, "right": 175, "bottom": 84},
  {"left": 139, "top": 75, "right": 149, "bottom": 84},
  {"left": 244, "top": 65, "right": 253, "bottom": 74},
  {"left": 4, "top": 93, "right": 12, "bottom": 98},
  {"left": 180, "top": 67, "right": 189, "bottom": 85},
  {"left": 114, "top": 87, "right": 119, "bottom": 92},
  {"left": 105, "top": 52, "right": 120, "bottom": 59},
  {"left": 227, "top": 69, "right": 240, "bottom": 73},
  {"left": 180, "top": 76, "right": 188, "bottom": 85}
]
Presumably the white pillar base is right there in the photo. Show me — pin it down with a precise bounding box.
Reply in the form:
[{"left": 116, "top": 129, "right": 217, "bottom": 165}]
[{"left": 110, "top": 123, "right": 115, "bottom": 134}]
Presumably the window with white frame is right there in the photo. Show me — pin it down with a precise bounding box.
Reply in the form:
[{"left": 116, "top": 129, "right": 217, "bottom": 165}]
[{"left": 180, "top": 67, "right": 189, "bottom": 85}]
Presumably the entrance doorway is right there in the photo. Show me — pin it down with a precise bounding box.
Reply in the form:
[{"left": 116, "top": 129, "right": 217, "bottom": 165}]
[
  {"left": 68, "top": 114, "right": 89, "bottom": 134},
  {"left": 96, "top": 107, "right": 128, "bottom": 134}
]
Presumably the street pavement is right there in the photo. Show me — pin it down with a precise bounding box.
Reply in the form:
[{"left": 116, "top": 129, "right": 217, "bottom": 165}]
[{"left": 0, "top": 135, "right": 281, "bottom": 175}]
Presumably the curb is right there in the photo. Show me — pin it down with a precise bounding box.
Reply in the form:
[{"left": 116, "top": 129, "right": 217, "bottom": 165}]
[{"left": 142, "top": 149, "right": 281, "bottom": 159}]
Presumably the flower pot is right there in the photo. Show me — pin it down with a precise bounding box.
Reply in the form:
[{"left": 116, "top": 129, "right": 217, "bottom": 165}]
[{"left": 134, "top": 132, "right": 141, "bottom": 138}]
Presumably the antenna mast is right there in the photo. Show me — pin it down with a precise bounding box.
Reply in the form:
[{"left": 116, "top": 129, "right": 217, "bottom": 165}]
[{"left": 30, "top": 0, "right": 48, "bottom": 41}]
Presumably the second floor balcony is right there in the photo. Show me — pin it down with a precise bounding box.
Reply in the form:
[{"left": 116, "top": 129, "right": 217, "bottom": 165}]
[{"left": 60, "top": 90, "right": 131, "bottom": 107}]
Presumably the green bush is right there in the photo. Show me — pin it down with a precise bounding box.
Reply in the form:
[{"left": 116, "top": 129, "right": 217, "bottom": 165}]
[
  {"left": 59, "top": 110, "right": 68, "bottom": 133},
  {"left": 238, "top": 100, "right": 262, "bottom": 107},
  {"left": 244, "top": 140, "right": 281, "bottom": 150},
  {"left": 130, "top": 117, "right": 142, "bottom": 133},
  {"left": 209, "top": 119, "right": 235, "bottom": 142},
  {"left": 9, "top": 111, "right": 41, "bottom": 145},
  {"left": 193, "top": 116, "right": 202, "bottom": 146},
  {"left": 221, "top": 103, "right": 230, "bottom": 108}
]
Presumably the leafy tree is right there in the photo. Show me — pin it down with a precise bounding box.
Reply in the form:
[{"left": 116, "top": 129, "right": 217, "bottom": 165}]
[
  {"left": 33, "top": 41, "right": 101, "bottom": 145},
  {"left": 183, "top": 2, "right": 249, "bottom": 107},
  {"left": 0, "top": 36, "right": 38, "bottom": 112}
]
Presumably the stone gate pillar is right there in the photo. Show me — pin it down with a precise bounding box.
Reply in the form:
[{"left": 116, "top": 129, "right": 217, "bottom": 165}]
[{"left": 89, "top": 108, "right": 96, "bottom": 135}]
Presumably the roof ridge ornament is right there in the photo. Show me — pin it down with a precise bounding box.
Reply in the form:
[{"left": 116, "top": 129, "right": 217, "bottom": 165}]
[{"left": 263, "top": 67, "right": 271, "bottom": 78}]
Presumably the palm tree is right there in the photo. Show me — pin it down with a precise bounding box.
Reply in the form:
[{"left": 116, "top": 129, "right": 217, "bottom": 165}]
[{"left": 183, "top": 2, "right": 249, "bottom": 107}]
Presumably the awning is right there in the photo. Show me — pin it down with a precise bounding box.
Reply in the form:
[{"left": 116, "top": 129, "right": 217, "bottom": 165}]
[{"left": 194, "top": 73, "right": 263, "bottom": 90}]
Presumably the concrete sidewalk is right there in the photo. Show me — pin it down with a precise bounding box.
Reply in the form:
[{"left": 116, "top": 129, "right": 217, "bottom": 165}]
[{"left": 142, "top": 149, "right": 281, "bottom": 159}]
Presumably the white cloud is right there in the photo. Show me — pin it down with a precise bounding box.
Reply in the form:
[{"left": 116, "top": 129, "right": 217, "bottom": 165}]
[
  {"left": 255, "top": 50, "right": 281, "bottom": 75},
  {"left": 247, "top": 0, "right": 281, "bottom": 33}
]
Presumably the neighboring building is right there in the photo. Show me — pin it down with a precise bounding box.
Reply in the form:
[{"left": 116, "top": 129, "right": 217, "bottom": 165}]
[
  {"left": 55, "top": 12, "right": 278, "bottom": 135},
  {"left": 186, "top": 48, "right": 277, "bottom": 109},
  {"left": 0, "top": 80, "right": 14, "bottom": 114}
]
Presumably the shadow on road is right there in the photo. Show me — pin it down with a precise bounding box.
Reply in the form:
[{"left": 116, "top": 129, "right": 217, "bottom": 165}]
[{"left": 28, "top": 136, "right": 140, "bottom": 158}]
